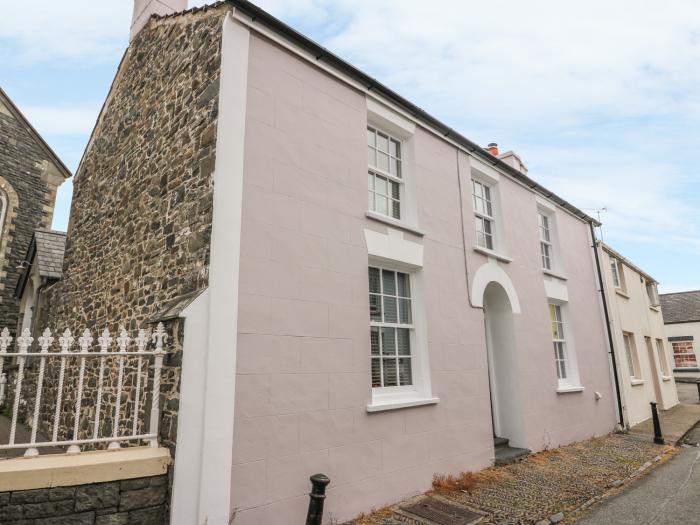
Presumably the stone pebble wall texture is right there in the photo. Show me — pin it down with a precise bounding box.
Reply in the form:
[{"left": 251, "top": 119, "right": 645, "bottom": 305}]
[
  {"left": 0, "top": 474, "right": 168, "bottom": 525},
  {"left": 0, "top": 97, "right": 63, "bottom": 330},
  {"left": 29, "top": 6, "right": 228, "bottom": 454}
]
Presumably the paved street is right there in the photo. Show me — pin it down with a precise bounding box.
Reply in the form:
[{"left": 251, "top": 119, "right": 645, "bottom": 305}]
[{"left": 577, "top": 423, "right": 700, "bottom": 524}]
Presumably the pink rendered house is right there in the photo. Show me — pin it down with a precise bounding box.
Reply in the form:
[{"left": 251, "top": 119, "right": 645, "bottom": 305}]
[{"left": 79, "top": 2, "right": 619, "bottom": 523}]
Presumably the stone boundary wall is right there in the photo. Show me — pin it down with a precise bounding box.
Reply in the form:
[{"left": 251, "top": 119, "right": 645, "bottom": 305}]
[{"left": 0, "top": 474, "right": 168, "bottom": 524}]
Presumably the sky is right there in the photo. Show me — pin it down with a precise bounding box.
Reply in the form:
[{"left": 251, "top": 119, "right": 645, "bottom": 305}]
[{"left": 1, "top": 1, "right": 699, "bottom": 292}]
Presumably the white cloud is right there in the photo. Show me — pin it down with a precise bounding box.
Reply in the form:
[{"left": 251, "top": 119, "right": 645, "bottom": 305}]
[
  {"left": 21, "top": 104, "right": 102, "bottom": 136},
  {"left": 0, "top": 1, "right": 131, "bottom": 62}
]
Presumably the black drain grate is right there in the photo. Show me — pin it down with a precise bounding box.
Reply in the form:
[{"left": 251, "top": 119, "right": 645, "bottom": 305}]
[{"left": 401, "top": 498, "right": 483, "bottom": 525}]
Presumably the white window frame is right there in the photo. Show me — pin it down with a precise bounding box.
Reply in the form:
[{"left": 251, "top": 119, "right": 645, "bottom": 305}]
[
  {"left": 645, "top": 280, "right": 660, "bottom": 307},
  {"left": 539, "top": 212, "right": 553, "bottom": 270},
  {"left": 369, "top": 265, "right": 415, "bottom": 392},
  {"left": 671, "top": 340, "right": 697, "bottom": 369},
  {"left": 655, "top": 339, "right": 670, "bottom": 377},
  {"left": 623, "top": 332, "right": 642, "bottom": 381},
  {"left": 365, "top": 257, "right": 437, "bottom": 412},
  {"left": 367, "top": 125, "right": 403, "bottom": 220},
  {"left": 610, "top": 258, "right": 626, "bottom": 292},
  {"left": 548, "top": 301, "right": 581, "bottom": 390},
  {"left": 473, "top": 179, "right": 495, "bottom": 251}
]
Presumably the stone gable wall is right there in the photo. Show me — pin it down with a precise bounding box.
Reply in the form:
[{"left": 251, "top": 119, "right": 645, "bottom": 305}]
[{"left": 0, "top": 99, "right": 63, "bottom": 330}]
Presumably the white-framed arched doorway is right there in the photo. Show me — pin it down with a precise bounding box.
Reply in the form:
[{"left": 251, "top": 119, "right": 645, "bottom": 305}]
[{"left": 472, "top": 262, "right": 526, "bottom": 448}]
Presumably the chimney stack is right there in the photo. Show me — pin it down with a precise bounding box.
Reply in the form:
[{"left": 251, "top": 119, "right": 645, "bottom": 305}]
[
  {"left": 485, "top": 143, "right": 499, "bottom": 156},
  {"left": 130, "top": 0, "right": 188, "bottom": 42}
]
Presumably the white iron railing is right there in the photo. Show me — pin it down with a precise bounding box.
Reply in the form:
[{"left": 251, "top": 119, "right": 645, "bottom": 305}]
[{"left": 0, "top": 322, "right": 167, "bottom": 457}]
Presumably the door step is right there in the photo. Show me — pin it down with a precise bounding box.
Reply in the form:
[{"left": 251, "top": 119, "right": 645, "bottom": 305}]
[{"left": 494, "top": 436, "right": 530, "bottom": 465}]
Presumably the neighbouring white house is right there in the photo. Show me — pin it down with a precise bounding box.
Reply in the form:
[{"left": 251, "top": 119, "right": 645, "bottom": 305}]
[
  {"left": 598, "top": 244, "right": 678, "bottom": 427},
  {"left": 660, "top": 290, "right": 700, "bottom": 382}
]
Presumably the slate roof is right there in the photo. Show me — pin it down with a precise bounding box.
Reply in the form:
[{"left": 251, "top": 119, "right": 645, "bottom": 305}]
[
  {"left": 34, "top": 229, "right": 66, "bottom": 279},
  {"left": 659, "top": 290, "right": 700, "bottom": 324}
]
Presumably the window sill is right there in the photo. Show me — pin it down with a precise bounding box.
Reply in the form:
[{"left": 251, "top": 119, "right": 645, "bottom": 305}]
[
  {"left": 662, "top": 375, "right": 672, "bottom": 382},
  {"left": 615, "top": 289, "right": 630, "bottom": 300},
  {"left": 473, "top": 246, "right": 513, "bottom": 263},
  {"left": 366, "top": 396, "right": 440, "bottom": 413},
  {"left": 630, "top": 379, "right": 645, "bottom": 386},
  {"left": 556, "top": 386, "right": 584, "bottom": 394},
  {"left": 543, "top": 269, "right": 568, "bottom": 281},
  {"left": 365, "top": 211, "right": 425, "bottom": 237}
]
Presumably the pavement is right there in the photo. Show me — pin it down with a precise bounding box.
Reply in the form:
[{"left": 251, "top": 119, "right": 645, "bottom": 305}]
[
  {"left": 576, "top": 424, "right": 700, "bottom": 525},
  {"left": 628, "top": 402, "right": 700, "bottom": 444},
  {"left": 677, "top": 381, "right": 700, "bottom": 405}
]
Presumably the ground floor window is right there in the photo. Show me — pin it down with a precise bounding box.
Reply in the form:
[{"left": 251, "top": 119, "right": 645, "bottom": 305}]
[
  {"left": 671, "top": 340, "right": 697, "bottom": 368},
  {"left": 655, "top": 339, "right": 669, "bottom": 376},
  {"left": 623, "top": 332, "right": 640, "bottom": 379},
  {"left": 369, "top": 266, "right": 414, "bottom": 388}
]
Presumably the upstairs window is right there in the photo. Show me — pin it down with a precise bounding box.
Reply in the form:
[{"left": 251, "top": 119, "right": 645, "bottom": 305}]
[
  {"left": 646, "top": 280, "right": 660, "bottom": 307},
  {"left": 473, "top": 180, "right": 495, "bottom": 250},
  {"left": 538, "top": 213, "right": 553, "bottom": 270},
  {"left": 369, "top": 266, "right": 413, "bottom": 388},
  {"left": 367, "top": 126, "right": 402, "bottom": 220},
  {"left": 610, "top": 258, "right": 626, "bottom": 291}
]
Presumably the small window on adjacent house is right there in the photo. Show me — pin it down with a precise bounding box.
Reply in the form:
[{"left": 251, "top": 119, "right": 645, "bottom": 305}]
[
  {"left": 672, "top": 340, "right": 697, "bottom": 369},
  {"left": 610, "top": 258, "right": 626, "bottom": 291},
  {"left": 623, "top": 332, "right": 640, "bottom": 379},
  {"left": 538, "top": 213, "right": 553, "bottom": 270},
  {"left": 656, "top": 339, "right": 669, "bottom": 376},
  {"left": 369, "top": 266, "right": 413, "bottom": 388},
  {"left": 367, "top": 126, "right": 402, "bottom": 220},
  {"left": 473, "top": 180, "right": 495, "bottom": 250}
]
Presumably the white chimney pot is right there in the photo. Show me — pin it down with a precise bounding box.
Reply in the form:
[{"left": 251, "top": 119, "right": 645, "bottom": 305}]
[{"left": 130, "top": 0, "right": 189, "bottom": 42}]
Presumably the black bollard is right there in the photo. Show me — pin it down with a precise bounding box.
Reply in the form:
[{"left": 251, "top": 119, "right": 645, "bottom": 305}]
[
  {"left": 650, "top": 402, "right": 664, "bottom": 445},
  {"left": 306, "top": 473, "right": 330, "bottom": 525},
  {"left": 696, "top": 381, "right": 700, "bottom": 403}
]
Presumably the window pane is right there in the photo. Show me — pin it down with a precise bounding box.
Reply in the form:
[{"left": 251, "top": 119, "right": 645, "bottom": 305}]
[
  {"left": 397, "top": 328, "right": 411, "bottom": 355},
  {"left": 382, "top": 269, "right": 396, "bottom": 295},
  {"left": 391, "top": 200, "right": 400, "bottom": 219},
  {"left": 368, "top": 267, "right": 381, "bottom": 293},
  {"left": 370, "top": 326, "right": 380, "bottom": 355},
  {"left": 398, "top": 358, "right": 412, "bottom": 385},
  {"left": 389, "top": 158, "right": 398, "bottom": 176},
  {"left": 369, "top": 294, "right": 382, "bottom": 321},
  {"left": 367, "top": 146, "right": 376, "bottom": 167},
  {"left": 383, "top": 296, "right": 398, "bottom": 322},
  {"left": 376, "top": 195, "right": 388, "bottom": 215},
  {"left": 367, "top": 128, "right": 376, "bottom": 146},
  {"left": 390, "top": 180, "right": 400, "bottom": 199},
  {"left": 377, "top": 152, "right": 389, "bottom": 172},
  {"left": 399, "top": 298, "right": 412, "bottom": 324},
  {"left": 371, "top": 358, "right": 381, "bottom": 387},
  {"left": 383, "top": 358, "right": 398, "bottom": 386},
  {"left": 397, "top": 273, "right": 411, "bottom": 297},
  {"left": 377, "top": 133, "right": 389, "bottom": 153},
  {"left": 368, "top": 173, "right": 375, "bottom": 190},
  {"left": 485, "top": 200, "right": 493, "bottom": 217},
  {"left": 368, "top": 191, "right": 374, "bottom": 210},
  {"left": 375, "top": 176, "right": 387, "bottom": 196},
  {"left": 381, "top": 327, "right": 396, "bottom": 355},
  {"left": 389, "top": 138, "right": 399, "bottom": 157}
]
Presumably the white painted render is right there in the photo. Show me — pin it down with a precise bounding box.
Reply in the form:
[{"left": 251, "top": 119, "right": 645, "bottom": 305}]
[
  {"left": 169, "top": 12, "right": 251, "bottom": 525},
  {"left": 599, "top": 244, "right": 679, "bottom": 427}
]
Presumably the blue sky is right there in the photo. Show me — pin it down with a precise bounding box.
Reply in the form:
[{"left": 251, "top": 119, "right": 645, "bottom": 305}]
[{"left": 1, "top": 1, "right": 699, "bottom": 292}]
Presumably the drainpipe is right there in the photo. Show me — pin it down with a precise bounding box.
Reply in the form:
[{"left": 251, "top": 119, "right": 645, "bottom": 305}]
[{"left": 590, "top": 222, "right": 624, "bottom": 428}]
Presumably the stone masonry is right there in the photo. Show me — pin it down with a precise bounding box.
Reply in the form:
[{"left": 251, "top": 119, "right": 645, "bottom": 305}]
[
  {"left": 0, "top": 88, "right": 69, "bottom": 331},
  {"left": 0, "top": 474, "right": 168, "bottom": 524}
]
